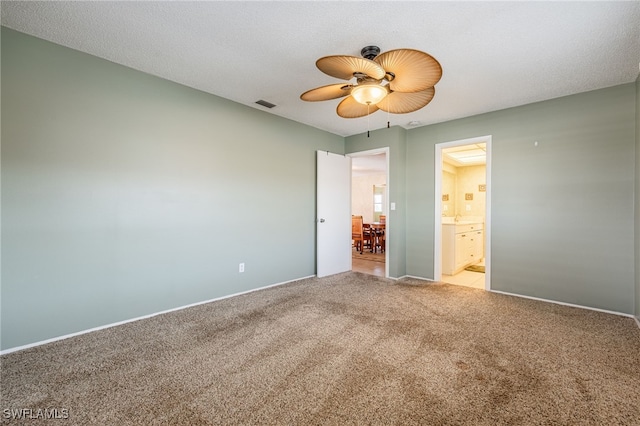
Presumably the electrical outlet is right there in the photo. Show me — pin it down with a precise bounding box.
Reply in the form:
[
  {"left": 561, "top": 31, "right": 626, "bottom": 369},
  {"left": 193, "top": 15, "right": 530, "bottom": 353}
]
[{"left": 239, "top": 263, "right": 245, "bottom": 273}]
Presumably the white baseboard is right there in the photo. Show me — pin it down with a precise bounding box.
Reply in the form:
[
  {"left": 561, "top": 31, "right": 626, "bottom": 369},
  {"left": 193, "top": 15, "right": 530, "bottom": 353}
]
[
  {"left": 490, "top": 289, "right": 635, "bottom": 319},
  {"left": 0, "top": 275, "right": 315, "bottom": 356},
  {"left": 381, "top": 275, "right": 635, "bottom": 323},
  {"left": 396, "top": 274, "right": 436, "bottom": 282},
  {"left": 5, "top": 275, "right": 636, "bottom": 356}
]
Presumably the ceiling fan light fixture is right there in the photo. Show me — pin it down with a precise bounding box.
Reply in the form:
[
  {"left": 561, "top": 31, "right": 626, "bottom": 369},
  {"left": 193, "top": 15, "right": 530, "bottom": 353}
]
[
  {"left": 351, "top": 84, "right": 388, "bottom": 105},
  {"left": 301, "top": 46, "right": 442, "bottom": 119}
]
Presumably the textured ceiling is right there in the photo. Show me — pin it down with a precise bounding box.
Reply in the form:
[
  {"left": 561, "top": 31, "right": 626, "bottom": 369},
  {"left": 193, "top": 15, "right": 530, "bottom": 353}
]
[{"left": 2, "top": 1, "right": 639, "bottom": 137}]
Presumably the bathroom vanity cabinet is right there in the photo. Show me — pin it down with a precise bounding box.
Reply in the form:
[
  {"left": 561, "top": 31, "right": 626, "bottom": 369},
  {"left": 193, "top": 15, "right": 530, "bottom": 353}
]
[{"left": 442, "top": 222, "right": 484, "bottom": 275}]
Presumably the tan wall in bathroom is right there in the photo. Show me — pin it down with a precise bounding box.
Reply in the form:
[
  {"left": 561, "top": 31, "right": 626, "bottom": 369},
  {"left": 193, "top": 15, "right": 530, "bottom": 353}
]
[
  {"left": 456, "top": 165, "right": 486, "bottom": 218},
  {"left": 442, "top": 164, "right": 486, "bottom": 219},
  {"left": 442, "top": 170, "right": 456, "bottom": 216}
]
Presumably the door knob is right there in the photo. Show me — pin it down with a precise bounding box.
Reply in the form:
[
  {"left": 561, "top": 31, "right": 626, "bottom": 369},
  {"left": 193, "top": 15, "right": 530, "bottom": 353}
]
[{"left": 319, "top": 218, "right": 325, "bottom": 223}]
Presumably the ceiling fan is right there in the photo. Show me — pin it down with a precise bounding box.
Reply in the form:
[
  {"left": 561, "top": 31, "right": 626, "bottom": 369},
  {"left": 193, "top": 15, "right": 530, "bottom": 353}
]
[{"left": 300, "top": 46, "right": 442, "bottom": 119}]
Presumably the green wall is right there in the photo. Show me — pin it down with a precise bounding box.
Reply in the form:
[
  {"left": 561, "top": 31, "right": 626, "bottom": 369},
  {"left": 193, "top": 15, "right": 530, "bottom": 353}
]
[
  {"left": 345, "top": 126, "right": 407, "bottom": 279},
  {"left": 1, "top": 28, "right": 343, "bottom": 350},
  {"left": 2, "top": 27, "right": 638, "bottom": 351},
  {"left": 406, "top": 84, "right": 637, "bottom": 314},
  {"left": 635, "top": 75, "right": 640, "bottom": 320}
]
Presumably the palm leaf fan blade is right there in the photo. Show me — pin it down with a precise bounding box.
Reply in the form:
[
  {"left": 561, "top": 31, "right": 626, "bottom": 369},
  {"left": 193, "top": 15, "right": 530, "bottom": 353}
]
[
  {"left": 337, "top": 96, "right": 379, "bottom": 118},
  {"left": 300, "top": 84, "right": 352, "bottom": 101},
  {"left": 375, "top": 49, "right": 442, "bottom": 93},
  {"left": 376, "top": 87, "right": 435, "bottom": 114},
  {"left": 316, "top": 55, "right": 386, "bottom": 80}
]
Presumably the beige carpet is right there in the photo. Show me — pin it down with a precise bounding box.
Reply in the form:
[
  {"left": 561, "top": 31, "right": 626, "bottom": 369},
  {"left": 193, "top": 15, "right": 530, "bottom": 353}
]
[{"left": 2, "top": 273, "right": 640, "bottom": 425}]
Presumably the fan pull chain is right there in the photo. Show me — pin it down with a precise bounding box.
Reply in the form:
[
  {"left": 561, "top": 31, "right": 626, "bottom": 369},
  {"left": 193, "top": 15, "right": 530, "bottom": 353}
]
[{"left": 367, "top": 103, "right": 370, "bottom": 138}]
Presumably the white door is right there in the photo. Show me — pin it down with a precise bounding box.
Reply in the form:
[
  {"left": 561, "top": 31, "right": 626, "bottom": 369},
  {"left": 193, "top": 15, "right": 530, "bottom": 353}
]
[{"left": 317, "top": 151, "right": 351, "bottom": 277}]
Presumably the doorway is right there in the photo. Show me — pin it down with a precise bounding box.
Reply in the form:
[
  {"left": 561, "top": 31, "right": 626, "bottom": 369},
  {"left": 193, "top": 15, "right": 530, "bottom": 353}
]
[
  {"left": 434, "top": 136, "right": 491, "bottom": 290},
  {"left": 348, "top": 148, "right": 390, "bottom": 278}
]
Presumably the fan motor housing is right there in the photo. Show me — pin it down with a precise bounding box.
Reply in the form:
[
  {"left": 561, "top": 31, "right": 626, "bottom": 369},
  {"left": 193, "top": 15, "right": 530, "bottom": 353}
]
[{"left": 360, "top": 46, "right": 380, "bottom": 60}]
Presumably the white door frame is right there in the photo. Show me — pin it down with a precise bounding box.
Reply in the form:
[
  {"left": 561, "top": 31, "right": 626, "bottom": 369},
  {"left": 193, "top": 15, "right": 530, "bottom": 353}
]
[
  {"left": 347, "top": 147, "right": 390, "bottom": 278},
  {"left": 434, "top": 136, "right": 492, "bottom": 289}
]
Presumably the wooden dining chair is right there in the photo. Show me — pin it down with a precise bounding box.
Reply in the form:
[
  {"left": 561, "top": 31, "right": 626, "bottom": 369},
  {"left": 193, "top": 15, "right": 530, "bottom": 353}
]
[
  {"left": 362, "top": 223, "right": 373, "bottom": 251},
  {"left": 376, "top": 215, "right": 386, "bottom": 253},
  {"left": 352, "top": 215, "right": 364, "bottom": 254}
]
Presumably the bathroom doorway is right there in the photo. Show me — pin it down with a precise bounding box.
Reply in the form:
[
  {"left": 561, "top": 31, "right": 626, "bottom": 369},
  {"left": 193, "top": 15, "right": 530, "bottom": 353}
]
[{"left": 434, "top": 136, "right": 491, "bottom": 290}]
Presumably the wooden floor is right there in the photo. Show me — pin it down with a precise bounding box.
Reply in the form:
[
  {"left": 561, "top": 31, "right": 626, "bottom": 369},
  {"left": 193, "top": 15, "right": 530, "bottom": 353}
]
[{"left": 352, "top": 248, "right": 385, "bottom": 277}]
